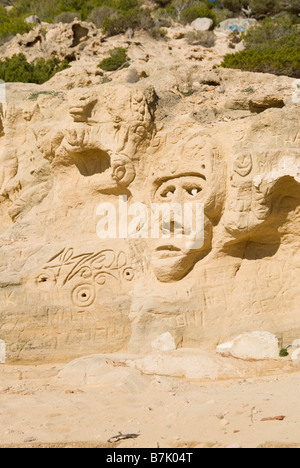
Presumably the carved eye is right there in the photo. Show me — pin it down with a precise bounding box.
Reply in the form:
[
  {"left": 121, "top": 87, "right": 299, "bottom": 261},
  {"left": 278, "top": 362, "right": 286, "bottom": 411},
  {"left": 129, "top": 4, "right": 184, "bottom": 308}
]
[
  {"left": 186, "top": 187, "right": 202, "bottom": 197},
  {"left": 160, "top": 186, "right": 176, "bottom": 198}
]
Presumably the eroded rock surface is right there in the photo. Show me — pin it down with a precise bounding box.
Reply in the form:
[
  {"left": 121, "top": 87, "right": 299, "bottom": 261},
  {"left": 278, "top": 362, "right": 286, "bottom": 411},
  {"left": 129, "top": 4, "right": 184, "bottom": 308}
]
[{"left": 0, "top": 24, "right": 299, "bottom": 364}]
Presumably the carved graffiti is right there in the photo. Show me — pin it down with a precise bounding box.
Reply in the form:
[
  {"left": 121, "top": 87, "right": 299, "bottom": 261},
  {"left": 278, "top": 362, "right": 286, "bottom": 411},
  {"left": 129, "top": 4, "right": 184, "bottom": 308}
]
[
  {"left": 37, "top": 248, "right": 135, "bottom": 307},
  {"left": 233, "top": 153, "right": 253, "bottom": 177}
]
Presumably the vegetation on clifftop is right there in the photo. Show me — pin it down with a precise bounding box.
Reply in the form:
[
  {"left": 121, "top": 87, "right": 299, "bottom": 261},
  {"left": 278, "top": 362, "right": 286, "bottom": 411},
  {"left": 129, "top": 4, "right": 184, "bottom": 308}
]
[
  {"left": 0, "top": 4, "right": 32, "bottom": 43},
  {"left": 1, "top": 0, "right": 297, "bottom": 34},
  {"left": 0, "top": 53, "right": 70, "bottom": 83},
  {"left": 221, "top": 16, "right": 300, "bottom": 78},
  {"left": 0, "top": 0, "right": 299, "bottom": 79}
]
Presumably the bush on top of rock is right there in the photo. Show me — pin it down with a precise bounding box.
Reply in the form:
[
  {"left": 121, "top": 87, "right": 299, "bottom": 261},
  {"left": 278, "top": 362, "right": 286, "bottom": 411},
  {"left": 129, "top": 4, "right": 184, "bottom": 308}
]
[
  {"left": 0, "top": 53, "right": 70, "bottom": 83},
  {"left": 98, "top": 47, "right": 130, "bottom": 71},
  {"left": 0, "top": 4, "right": 33, "bottom": 44},
  {"left": 221, "top": 16, "right": 300, "bottom": 78}
]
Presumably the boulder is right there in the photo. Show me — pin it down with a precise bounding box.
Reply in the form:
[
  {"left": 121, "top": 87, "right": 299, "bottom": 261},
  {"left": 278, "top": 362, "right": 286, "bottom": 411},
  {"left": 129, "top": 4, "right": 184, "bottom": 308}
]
[
  {"left": 217, "top": 332, "right": 279, "bottom": 361},
  {"left": 25, "top": 15, "right": 41, "bottom": 25},
  {"left": 151, "top": 332, "right": 176, "bottom": 352},
  {"left": 217, "top": 18, "right": 257, "bottom": 33},
  {"left": 56, "top": 354, "right": 149, "bottom": 387},
  {"left": 191, "top": 18, "right": 213, "bottom": 32},
  {"left": 291, "top": 348, "right": 300, "bottom": 363},
  {"left": 126, "top": 349, "right": 236, "bottom": 380}
]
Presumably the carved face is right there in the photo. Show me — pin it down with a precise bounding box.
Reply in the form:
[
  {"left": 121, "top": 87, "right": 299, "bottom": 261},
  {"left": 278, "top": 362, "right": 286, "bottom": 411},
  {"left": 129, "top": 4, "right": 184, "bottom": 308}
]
[
  {"left": 147, "top": 135, "right": 226, "bottom": 282},
  {"left": 150, "top": 172, "right": 214, "bottom": 282}
]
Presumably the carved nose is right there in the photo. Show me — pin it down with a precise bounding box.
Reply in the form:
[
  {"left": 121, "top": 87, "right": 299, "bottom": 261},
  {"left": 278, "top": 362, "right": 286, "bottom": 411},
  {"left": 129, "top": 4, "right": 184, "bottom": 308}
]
[
  {"left": 171, "top": 188, "right": 183, "bottom": 203},
  {"left": 161, "top": 213, "right": 184, "bottom": 236}
]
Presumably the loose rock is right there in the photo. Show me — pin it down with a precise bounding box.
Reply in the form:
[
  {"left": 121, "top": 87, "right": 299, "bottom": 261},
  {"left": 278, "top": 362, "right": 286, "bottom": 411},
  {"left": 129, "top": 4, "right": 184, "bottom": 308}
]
[
  {"left": 151, "top": 333, "right": 176, "bottom": 352},
  {"left": 217, "top": 332, "right": 279, "bottom": 361},
  {"left": 216, "top": 18, "right": 258, "bottom": 33},
  {"left": 291, "top": 348, "right": 300, "bottom": 363},
  {"left": 191, "top": 18, "right": 213, "bottom": 32},
  {"left": 25, "top": 15, "right": 41, "bottom": 25}
]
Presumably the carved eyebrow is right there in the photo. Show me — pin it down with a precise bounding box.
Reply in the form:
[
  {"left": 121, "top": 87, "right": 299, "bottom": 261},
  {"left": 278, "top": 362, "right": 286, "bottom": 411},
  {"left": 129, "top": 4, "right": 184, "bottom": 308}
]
[{"left": 156, "top": 173, "right": 207, "bottom": 185}]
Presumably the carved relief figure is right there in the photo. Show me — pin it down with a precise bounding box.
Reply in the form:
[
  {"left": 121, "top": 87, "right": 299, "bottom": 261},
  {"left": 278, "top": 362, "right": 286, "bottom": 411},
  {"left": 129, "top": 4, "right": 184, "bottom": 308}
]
[
  {"left": 147, "top": 136, "right": 226, "bottom": 282},
  {"left": 0, "top": 82, "right": 299, "bottom": 362}
]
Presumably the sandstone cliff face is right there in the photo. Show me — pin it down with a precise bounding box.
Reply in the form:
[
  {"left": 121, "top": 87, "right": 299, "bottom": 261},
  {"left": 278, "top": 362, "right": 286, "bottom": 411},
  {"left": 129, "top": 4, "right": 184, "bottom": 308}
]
[{"left": 0, "top": 24, "right": 299, "bottom": 363}]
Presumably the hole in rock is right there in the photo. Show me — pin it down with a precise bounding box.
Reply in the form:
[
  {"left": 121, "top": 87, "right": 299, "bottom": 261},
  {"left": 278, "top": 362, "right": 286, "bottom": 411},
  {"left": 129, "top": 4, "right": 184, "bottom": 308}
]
[
  {"left": 71, "top": 24, "right": 89, "bottom": 48},
  {"left": 65, "top": 52, "right": 76, "bottom": 63},
  {"left": 249, "top": 99, "right": 285, "bottom": 114},
  {"left": 26, "top": 36, "right": 42, "bottom": 48},
  {"left": 75, "top": 149, "right": 111, "bottom": 177}
]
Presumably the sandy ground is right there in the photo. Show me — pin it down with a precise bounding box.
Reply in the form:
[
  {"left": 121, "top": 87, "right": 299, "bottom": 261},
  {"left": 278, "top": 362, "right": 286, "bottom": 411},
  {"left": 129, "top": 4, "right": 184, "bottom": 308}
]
[{"left": 0, "top": 361, "right": 300, "bottom": 449}]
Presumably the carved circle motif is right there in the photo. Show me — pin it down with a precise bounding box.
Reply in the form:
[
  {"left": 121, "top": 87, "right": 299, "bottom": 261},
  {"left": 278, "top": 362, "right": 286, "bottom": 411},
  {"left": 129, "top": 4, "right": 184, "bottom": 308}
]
[
  {"left": 111, "top": 154, "right": 136, "bottom": 187},
  {"left": 72, "top": 283, "right": 96, "bottom": 308},
  {"left": 123, "top": 267, "right": 135, "bottom": 282},
  {"left": 114, "top": 166, "right": 126, "bottom": 182},
  {"left": 94, "top": 272, "right": 109, "bottom": 285}
]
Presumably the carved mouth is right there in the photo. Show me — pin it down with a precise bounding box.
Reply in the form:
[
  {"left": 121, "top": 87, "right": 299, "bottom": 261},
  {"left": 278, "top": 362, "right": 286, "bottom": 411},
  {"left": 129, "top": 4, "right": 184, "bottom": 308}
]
[
  {"left": 154, "top": 245, "right": 183, "bottom": 258},
  {"left": 156, "top": 245, "right": 181, "bottom": 252}
]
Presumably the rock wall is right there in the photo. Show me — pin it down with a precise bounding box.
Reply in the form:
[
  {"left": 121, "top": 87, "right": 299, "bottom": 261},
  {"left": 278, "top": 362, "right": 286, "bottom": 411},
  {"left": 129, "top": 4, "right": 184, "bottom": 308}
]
[{"left": 0, "top": 48, "right": 299, "bottom": 363}]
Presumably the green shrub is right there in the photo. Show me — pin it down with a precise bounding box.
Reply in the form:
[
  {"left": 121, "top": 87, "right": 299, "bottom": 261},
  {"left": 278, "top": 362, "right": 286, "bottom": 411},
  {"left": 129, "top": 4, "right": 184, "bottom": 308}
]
[
  {"left": 212, "top": 6, "right": 232, "bottom": 24},
  {"left": 31, "top": 56, "right": 70, "bottom": 83},
  {"left": 180, "top": 4, "right": 217, "bottom": 25},
  {"left": 221, "top": 47, "right": 300, "bottom": 77},
  {"left": 283, "top": 0, "right": 300, "bottom": 14},
  {"left": 219, "top": 0, "right": 300, "bottom": 16},
  {"left": 248, "top": 0, "right": 300, "bottom": 16},
  {"left": 87, "top": 6, "right": 117, "bottom": 28},
  {"left": 54, "top": 11, "right": 80, "bottom": 23},
  {"left": 13, "top": 0, "right": 62, "bottom": 22},
  {"left": 102, "top": 8, "right": 154, "bottom": 36},
  {"left": 186, "top": 30, "right": 216, "bottom": 47},
  {"left": 98, "top": 47, "right": 130, "bottom": 71},
  {"left": 2, "top": 0, "right": 300, "bottom": 45},
  {"left": 155, "top": 0, "right": 172, "bottom": 5},
  {"left": 0, "top": 5, "right": 33, "bottom": 44},
  {"left": 137, "top": 9, "right": 155, "bottom": 30},
  {"left": 151, "top": 7, "right": 172, "bottom": 26},
  {"left": 0, "top": 53, "right": 70, "bottom": 83},
  {"left": 102, "top": 14, "right": 131, "bottom": 36},
  {"left": 279, "top": 348, "right": 289, "bottom": 357},
  {"left": 149, "top": 26, "right": 168, "bottom": 39},
  {"left": 243, "top": 16, "right": 300, "bottom": 48},
  {"left": 222, "top": 0, "right": 250, "bottom": 11},
  {"left": 221, "top": 16, "right": 300, "bottom": 78},
  {"left": 12, "top": 0, "right": 110, "bottom": 22},
  {"left": 168, "top": 0, "right": 217, "bottom": 24}
]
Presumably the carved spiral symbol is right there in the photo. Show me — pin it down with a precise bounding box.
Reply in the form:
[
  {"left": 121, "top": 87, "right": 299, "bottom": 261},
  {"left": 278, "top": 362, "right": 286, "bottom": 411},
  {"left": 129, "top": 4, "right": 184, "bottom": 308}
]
[
  {"left": 111, "top": 154, "right": 136, "bottom": 187},
  {"left": 72, "top": 283, "right": 96, "bottom": 308}
]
